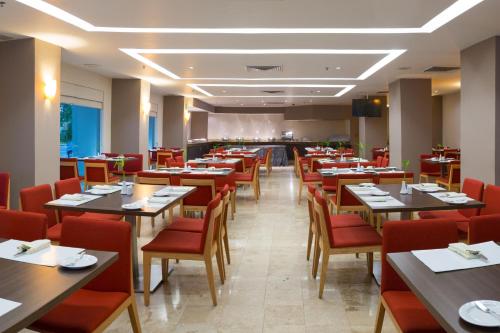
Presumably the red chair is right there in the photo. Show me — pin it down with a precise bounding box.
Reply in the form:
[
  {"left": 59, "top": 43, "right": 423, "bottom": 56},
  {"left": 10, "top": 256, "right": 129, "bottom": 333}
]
[
  {"left": 375, "top": 156, "right": 383, "bottom": 168},
  {"left": 166, "top": 157, "right": 184, "bottom": 168},
  {"left": 20, "top": 184, "right": 61, "bottom": 242},
  {"left": 157, "top": 151, "right": 174, "bottom": 168},
  {"left": 103, "top": 153, "right": 120, "bottom": 173},
  {"left": 381, "top": 157, "right": 389, "bottom": 168},
  {"left": 120, "top": 153, "right": 143, "bottom": 176},
  {"left": 376, "top": 172, "right": 414, "bottom": 185},
  {"left": 419, "top": 154, "right": 441, "bottom": 182},
  {"left": 293, "top": 147, "right": 308, "bottom": 178},
  {"left": 175, "top": 155, "right": 185, "bottom": 164},
  {"left": 479, "top": 184, "right": 500, "bottom": 215},
  {"left": 31, "top": 217, "right": 141, "bottom": 333},
  {"left": 0, "top": 172, "right": 10, "bottom": 210},
  {"left": 374, "top": 219, "right": 457, "bottom": 333},
  {"left": 60, "top": 158, "right": 82, "bottom": 181},
  {"left": 54, "top": 178, "right": 123, "bottom": 221},
  {"left": 418, "top": 178, "right": 484, "bottom": 236},
  {"left": 312, "top": 191, "right": 381, "bottom": 298},
  {"left": 297, "top": 160, "right": 322, "bottom": 204},
  {"left": 468, "top": 214, "right": 500, "bottom": 244},
  {"left": 436, "top": 162, "right": 461, "bottom": 191},
  {"left": 142, "top": 194, "right": 224, "bottom": 306},
  {"left": 330, "top": 173, "right": 373, "bottom": 214},
  {"left": 0, "top": 210, "right": 47, "bottom": 241},
  {"left": 208, "top": 163, "right": 237, "bottom": 219},
  {"left": 180, "top": 173, "right": 216, "bottom": 216},
  {"left": 234, "top": 160, "right": 261, "bottom": 202},
  {"left": 259, "top": 148, "right": 272, "bottom": 176},
  {"left": 83, "top": 159, "right": 120, "bottom": 190}
]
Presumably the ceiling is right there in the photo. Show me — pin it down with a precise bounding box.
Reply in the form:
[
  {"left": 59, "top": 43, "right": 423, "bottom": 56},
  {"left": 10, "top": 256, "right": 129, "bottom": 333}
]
[{"left": 0, "top": 0, "right": 499, "bottom": 107}]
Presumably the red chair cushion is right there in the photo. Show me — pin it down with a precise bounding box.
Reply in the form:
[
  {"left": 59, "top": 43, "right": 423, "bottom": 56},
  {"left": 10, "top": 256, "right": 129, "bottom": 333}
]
[
  {"left": 468, "top": 214, "right": 500, "bottom": 244},
  {"left": 480, "top": 185, "right": 500, "bottom": 216},
  {"left": 383, "top": 291, "right": 445, "bottom": 333},
  {"left": 330, "top": 214, "right": 367, "bottom": 228},
  {"left": 142, "top": 230, "right": 203, "bottom": 254},
  {"left": 332, "top": 226, "right": 381, "bottom": 248},
  {"left": 418, "top": 210, "right": 469, "bottom": 222},
  {"left": 234, "top": 172, "right": 252, "bottom": 182},
  {"left": 20, "top": 184, "right": 57, "bottom": 227},
  {"left": 81, "top": 212, "right": 123, "bottom": 221},
  {"left": 322, "top": 185, "right": 337, "bottom": 192},
  {"left": 166, "top": 217, "right": 203, "bottom": 233},
  {"left": 47, "top": 223, "right": 62, "bottom": 242},
  {"left": 31, "top": 289, "right": 129, "bottom": 333},
  {"left": 304, "top": 173, "right": 322, "bottom": 182}
]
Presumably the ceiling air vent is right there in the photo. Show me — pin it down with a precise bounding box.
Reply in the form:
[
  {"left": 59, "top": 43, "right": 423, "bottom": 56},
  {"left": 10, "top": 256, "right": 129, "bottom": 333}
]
[
  {"left": 424, "top": 66, "right": 460, "bottom": 72},
  {"left": 261, "top": 90, "right": 285, "bottom": 94},
  {"left": 246, "top": 65, "right": 283, "bottom": 72}
]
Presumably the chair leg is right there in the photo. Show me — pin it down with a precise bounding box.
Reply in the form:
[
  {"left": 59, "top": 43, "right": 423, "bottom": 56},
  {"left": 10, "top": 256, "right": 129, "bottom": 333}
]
[
  {"left": 127, "top": 297, "right": 142, "bottom": 333},
  {"left": 150, "top": 217, "right": 155, "bottom": 228},
  {"left": 143, "top": 254, "right": 152, "bottom": 306},
  {"left": 312, "top": 237, "right": 321, "bottom": 279},
  {"left": 367, "top": 252, "right": 374, "bottom": 275},
  {"left": 223, "top": 228, "right": 231, "bottom": 264},
  {"left": 204, "top": 257, "right": 217, "bottom": 306},
  {"left": 306, "top": 222, "right": 313, "bottom": 261},
  {"left": 374, "top": 299, "right": 386, "bottom": 333},
  {"left": 216, "top": 248, "right": 225, "bottom": 284},
  {"left": 168, "top": 208, "right": 174, "bottom": 224},
  {"left": 318, "top": 252, "right": 330, "bottom": 298},
  {"left": 298, "top": 183, "right": 303, "bottom": 204},
  {"left": 161, "top": 259, "right": 169, "bottom": 281},
  {"left": 136, "top": 217, "right": 142, "bottom": 238},
  {"left": 231, "top": 191, "right": 236, "bottom": 219},
  {"left": 253, "top": 184, "right": 259, "bottom": 202}
]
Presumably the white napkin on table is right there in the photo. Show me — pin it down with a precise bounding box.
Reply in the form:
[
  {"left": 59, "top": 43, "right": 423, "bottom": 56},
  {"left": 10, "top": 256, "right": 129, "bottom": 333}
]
[
  {"left": 15, "top": 239, "right": 51, "bottom": 256},
  {"left": 60, "top": 194, "right": 86, "bottom": 201}
]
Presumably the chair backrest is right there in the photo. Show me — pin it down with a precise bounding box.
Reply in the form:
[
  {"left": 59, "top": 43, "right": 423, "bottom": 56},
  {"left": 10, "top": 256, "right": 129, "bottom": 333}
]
[
  {"left": 468, "top": 214, "right": 500, "bottom": 244},
  {"left": 225, "top": 155, "right": 246, "bottom": 172},
  {"left": 157, "top": 151, "right": 174, "bottom": 168},
  {"left": 376, "top": 156, "right": 383, "bottom": 168},
  {"left": 306, "top": 185, "right": 316, "bottom": 225},
  {"left": 220, "top": 185, "right": 230, "bottom": 234},
  {"left": 180, "top": 174, "right": 216, "bottom": 208},
  {"left": 480, "top": 184, "right": 500, "bottom": 215},
  {"left": 103, "top": 153, "right": 119, "bottom": 158},
  {"left": 60, "top": 158, "right": 79, "bottom": 180},
  {"left": 459, "top": 178, "right": 484, "bottom": 217},
  {"left": 447, "top": 162, "right": 461, "bottom": 184},
  {"left": 265, "top": 148, "right": 272, "bottom": 165},
  {"left": 381, "top": 219, "right": 458, "bottom": 293},
  {"left": 0, "top": 173, "right": 10, "bottom": 209},
  {"left": 207, "top": 164, "right": 236, "bottom": 188},
  {"left": 61, "top": 217, "right": 131, "bottom": 294},
  {"left": 202, "top": 194, "right": 222, "bottom": 254},
  {"left": 313, "top": 190, "right": 335, "bottom": 248},
  {"left": 175, "top": 155, "right": 185, "bottom": 164},
  {"left": 136, "top": 171, "right": 171, "bottom": 185},
  {"left": 123, "top": 153, "right": 143, "bottom": 173},
  {"left": 335, "top": 174, "right": 373, "bottom": 208},
  {"left": 0, "top": 210, "right": 47, "bottom": 241},
  {"left": 420, "top": 154, "right": 440, "bottom": 174},
  {"left": 54, "top": 178, "right": 84, "bottom": 220},
  {"left": 84, "top": 159, "right": 110, "bottom": 184},
  {"left": 20, "top": 184, "right": 57, "bottom": 227},
  {"left": 377, "top": 172, "right": 414, "bottom": 185},
  {"left": 381, "top": 157, "right": 389, "bottom": 168}
]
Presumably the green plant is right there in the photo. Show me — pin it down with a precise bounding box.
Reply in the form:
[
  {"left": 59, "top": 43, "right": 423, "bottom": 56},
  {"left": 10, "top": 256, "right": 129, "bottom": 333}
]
[
  {"left": 323, "top": 141, "right": 331, "bottom": 148},
  {"left": 357, "top": 142, "right": 366, "bottom": 159},
  {"left": 402, "top": 159, "right": 410, "bottom": 177},
  {"left": 436, "top": 143, "right": 444, "bottom": 149}
]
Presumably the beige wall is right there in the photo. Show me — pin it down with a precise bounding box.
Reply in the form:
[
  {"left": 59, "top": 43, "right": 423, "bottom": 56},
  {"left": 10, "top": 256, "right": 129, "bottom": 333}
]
[
  {"left": 191, "top": 112, "right": 209, "bottom": 139},
  {"left": 358, "top": 110, "right": 388, "bottom": 159},
  {"left": 60, "top": 63, "right": 112, "bottom": 152},
  {"left": 207, "top": 113, "right": 349, "bottom": 141},
  {"left": 432, "top": 96, "right": 443, "bottom": 147},
  {"left": 442, "top": 92, "right": 461, "bottom": 148}
]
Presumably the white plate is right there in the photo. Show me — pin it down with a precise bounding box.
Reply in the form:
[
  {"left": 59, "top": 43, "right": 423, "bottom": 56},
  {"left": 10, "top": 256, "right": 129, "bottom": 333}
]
[
  {"left": 360, "top": 183, "right": 375, "bottom": 187},
  {"left": 371, "top": 190, "right": 390, "bottom": 196},
  {"left": 443, "top": 197, "right": 469, "bottom": 204},
  {"left": 459, "top": 300, "right": 500, "bottom": 327},
  {"left": 122, "top": 203, "right": 143, "bottom": 210},
  {"left": 88, "top": 189, "right": 114, "bottom": 195},
  {"left": 420, "top": 187, "right": 442, "bottom": 193},
  {"left": 60, "top": 254, "right": 98, "bottom": 269}
]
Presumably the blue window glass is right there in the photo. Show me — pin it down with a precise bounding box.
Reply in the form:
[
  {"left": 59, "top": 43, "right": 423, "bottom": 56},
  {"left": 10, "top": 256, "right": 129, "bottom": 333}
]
[
  {"left": 148, "top": 116, "right": 156, "bottom": 149},
  {"left": 60, "top": 103, "right": 101, "bottom": 174}
]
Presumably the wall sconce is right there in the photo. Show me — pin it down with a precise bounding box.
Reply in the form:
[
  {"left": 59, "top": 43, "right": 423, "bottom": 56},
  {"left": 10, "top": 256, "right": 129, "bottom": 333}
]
[
  {"left": 44, "top": 79, "right": 57, "bottom": 100},
  {"left": 143, "top": 101, "right": 151, "bottom": 115}
]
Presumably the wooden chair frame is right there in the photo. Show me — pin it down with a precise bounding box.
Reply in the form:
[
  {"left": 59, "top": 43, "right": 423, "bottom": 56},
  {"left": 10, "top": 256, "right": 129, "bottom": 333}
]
[
  {"left": 179, "top": 178, "right": 216, "bottom": 216},
  {"left": 313, "top": 197, "right": 380, "bottom": 298},
  {"left": 143, "top": 201, "right": 224, "bottom": 306},
  {"left": 260, "top": 149, "right": 273, "bottom": 176},
  {"left": 60, "top": 159, "right": 79, "bottom": 179},
  {"left": 331, "top": 178, "right": 372, "bottom": 214},
  {"left": 220, "top": 189, "right": 231, "bottom": 266},
  {"left": 235, "top": 161, "right": 261, "bottom": 202},
  {"left": 436, "top": 163, "right": 461, "bottom": 192},
  {"left": 83, "top": 162, "right": 119, "bottom": 190},
  {"left": 306, "top": 187, "right": 317, "bottom": 261},
  {"left": 156, "top": 151, "right": 174, "bottom": 169},
  {"left": 297, "top": 162, "right": 321, "bottom": 204}
]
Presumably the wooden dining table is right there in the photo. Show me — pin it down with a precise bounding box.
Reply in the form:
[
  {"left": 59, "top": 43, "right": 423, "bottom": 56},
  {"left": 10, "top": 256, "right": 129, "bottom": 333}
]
[
  {"left": 0, "top": 239, "right": 117, "bottom": 333},
  {"left": 44, "top": 184, "right": 195, "bottom": 293},
  {"left": 425, "top": 157, "right": 459, "bottom": 177},
  {"left": 388, "top": 252, "right": 500, "bottom": 333}
]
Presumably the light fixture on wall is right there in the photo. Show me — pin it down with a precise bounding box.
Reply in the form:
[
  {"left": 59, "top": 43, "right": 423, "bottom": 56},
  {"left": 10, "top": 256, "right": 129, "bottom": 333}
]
[{"left": 44, "top": 79, "right": 57, "bottom": 99}]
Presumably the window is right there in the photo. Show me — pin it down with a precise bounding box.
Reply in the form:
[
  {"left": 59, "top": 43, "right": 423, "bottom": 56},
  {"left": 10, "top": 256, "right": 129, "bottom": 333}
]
[
  {"left": 60, "top": 103, "right": 101, "bottom": 159},
  {"left": 148, "top": 115, "right": 157, "bottom": 149}
]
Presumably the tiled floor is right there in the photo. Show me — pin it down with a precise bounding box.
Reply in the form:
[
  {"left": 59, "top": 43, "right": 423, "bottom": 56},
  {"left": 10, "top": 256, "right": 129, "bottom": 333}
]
[{"left": 30, "top": 167, "right": 400, "bottom": 333}]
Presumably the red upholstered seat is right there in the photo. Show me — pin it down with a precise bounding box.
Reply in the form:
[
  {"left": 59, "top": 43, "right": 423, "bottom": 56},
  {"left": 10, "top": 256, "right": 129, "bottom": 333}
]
[
  {"left": 469, "top": 214, "right": 500, "bottom": 244},
  {"left": 383, "top": 291, "right": 445, "bottom": 333},
  {"left": 233, "top": 172, "right": 252, "bottom": 181},
  {"left": 322, "top": 185, "right": 337, "bottom": 192},
  {"left": 0, "top": 210, "right": 47, "bottom": 241},
  {"left": 180, "top": 174, "right": 216, "bottom": 208},
  {"left": 47, "top": 223, "right": 62, "bottom": 242},
  {"left": 304, "top": 172, "right": 322, "bottom": 182},
  {"left": 332, "top": 226, "right": 381, "bottom": 247},
  {"left": 480, "top": 184, "right": 500, "bottom": 215},
  {"left": 0, "top": 206, "right": 5, "bottom": 210},
  {"left": 32, "top": 217, "right": 138, "bottom": 333},
  {"left": 60, "top": 158, "right": 81, "bottom": 180},
  {"left": 142, "top": 229, "right": 204, "bottom": 253},
  {"left": 418, "top": 210, "right": 469, "bottom": 222},
  {"left": 120, "top": 153, "right": 143, "bottom": 175},
  {"left": 0, "top": 173, "right": 8, "bottom": 209},
  {"left": 330, "top": 214, "right": 367, "bottom": 228},
  {"left": 166, "top": 216, "right": 203, "bottom": 233},
  {"left": 32, "top": 289, "right": 129, "bottom": 333}
]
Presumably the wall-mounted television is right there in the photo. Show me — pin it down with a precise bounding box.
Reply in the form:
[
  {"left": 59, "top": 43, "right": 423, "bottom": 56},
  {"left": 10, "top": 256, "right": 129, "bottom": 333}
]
[{"left": 352, "top": 98, "right": 383, "bottom": 117}]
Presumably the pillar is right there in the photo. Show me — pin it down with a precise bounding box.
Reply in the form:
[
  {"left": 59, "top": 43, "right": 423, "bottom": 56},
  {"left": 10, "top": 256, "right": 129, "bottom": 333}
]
[
  {"left": 190, "top": 112, "right": 209, "bottom": 139},
  {"left": 358, "top": 97, "right": 388, "bottom": 159},
  {"left": 388, "top": 79, "right": 432, "bottom": 174},
  {"left": 163, "top": 96, "right": 192, "bottom": 149},
  {"left": 111, "top": 79, "right": 150, "bottom": 169},
  {"left": 460, "top": 36, "right": 500, "bottom": 185},
  {"left": 0, "top": 38, "right": 61, "bottom": 208}
]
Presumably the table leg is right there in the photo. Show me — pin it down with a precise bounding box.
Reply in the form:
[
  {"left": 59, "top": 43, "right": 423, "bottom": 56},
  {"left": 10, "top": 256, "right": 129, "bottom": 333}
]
[
  {"left": 124, "top": 215, "right": 165, "bottom": 293},
  {"left": 440, "top": 164, "right": 447, "bottom": 178},
  {"left": 401, "top": 211, "right": 412, "bottom": 220}
]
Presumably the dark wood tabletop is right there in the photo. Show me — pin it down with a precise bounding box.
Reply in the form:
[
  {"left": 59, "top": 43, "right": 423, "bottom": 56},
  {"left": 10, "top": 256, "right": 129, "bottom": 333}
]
[
  {"left": 0, "top": 239, "right": 117, "bottom": 333},
  {"left": 44, "top": 184, "right": 195, "bottom": 217},
  {"left": 388, "top": 252, "right": 500, "bottom": 333},
  {"left": 348, "top": 184, "right": 485, "bottom": 214},
  {"left": 318, "top": 167, "right": 400, "bottom": 177},
  {"left": 157, "top": 168, "right": 234, "bottom": 176}
]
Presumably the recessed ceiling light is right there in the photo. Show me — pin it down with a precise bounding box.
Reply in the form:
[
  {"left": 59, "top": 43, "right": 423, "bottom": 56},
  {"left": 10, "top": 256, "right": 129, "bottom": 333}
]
[
  {"left": 120, "top": 48, "right": 406, "bottom": 82},
  {"left": 16, "top": 0, "right": 484, "bottom": 34},
  {"left": 186, "top": 66, "right": 194, "bottom": 70},
  {"left": 316, "top": 90, "right": 321, "bottom": 93},
  {"left": 240, "top": 103, "right": 244, "bottom": 106},
  {"left": 222, "top": 90, "right": 227, "bottom": 93},
  {"left": 434, "top": 90, "right": 439, "bottom": 94},
  {"left": 336, "top": 66, "right": 341, "bottom": 70}
]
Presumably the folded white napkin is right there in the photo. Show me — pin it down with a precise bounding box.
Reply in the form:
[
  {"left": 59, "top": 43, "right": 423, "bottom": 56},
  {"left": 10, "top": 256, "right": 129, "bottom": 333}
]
[
  {"left": 421, "top": 183, "right": 440, "bottom": 187},
  {"left": 448, "top": 243, "right": 485, "bottom": 260},
  {"left": 363, "top": 196, "right": 388, "bottom": 202},
  {"left": 148, "top": 197, "right": 170, "bottom": 204},
  {"left": 16, "top": 239, "right": 50, "bottom": 256},
  {"left": 446, "top": 192, "right": 467, "bottom": 198},
  {"left": 60, "top": 194, "right": 86, "bottom": 201},
  {"left": 93, "top": 185, "right": 115, "bottom": 190}
]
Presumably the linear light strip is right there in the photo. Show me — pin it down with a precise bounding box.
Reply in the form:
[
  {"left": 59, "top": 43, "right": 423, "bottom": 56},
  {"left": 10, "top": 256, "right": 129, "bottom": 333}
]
[
  {"left": 187, "top": 84, "right": 214, "bottom": 97},
  {"left": 16, "top": 0, "right": 484, "bottom": 34},
  {"left": 120, "top": 49, "right": 181, "bottom": 80}
]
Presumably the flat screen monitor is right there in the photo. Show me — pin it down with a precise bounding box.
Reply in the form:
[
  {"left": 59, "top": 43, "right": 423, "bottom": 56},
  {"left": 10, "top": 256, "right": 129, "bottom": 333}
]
[{"left": 352, "top": 98, "right": 382, "bottom": 117}]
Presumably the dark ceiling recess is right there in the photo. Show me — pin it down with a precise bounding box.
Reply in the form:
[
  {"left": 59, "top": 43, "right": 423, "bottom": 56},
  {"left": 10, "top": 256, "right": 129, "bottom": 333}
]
[
  {"left": 261, "top": 90, "right": 285, "bottom": 94},
  {"left": 246, "top": 65, "right": 283, "bottom": 72},
  {"left": 424, "top": 66, "right": 460, "bottom": 72},
  {"left": 377, "top": 90, "right": 389, "bottom": 94}
]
